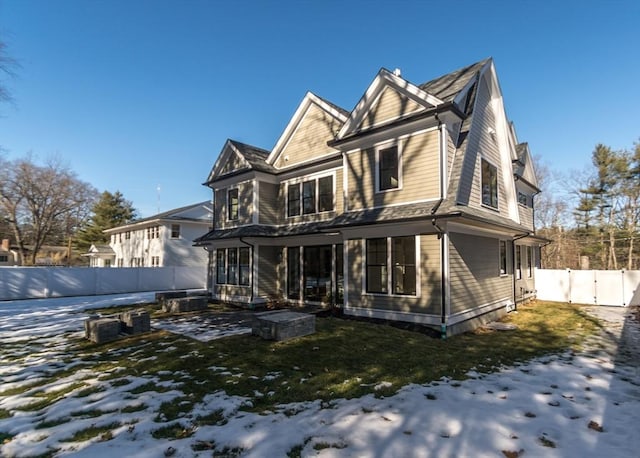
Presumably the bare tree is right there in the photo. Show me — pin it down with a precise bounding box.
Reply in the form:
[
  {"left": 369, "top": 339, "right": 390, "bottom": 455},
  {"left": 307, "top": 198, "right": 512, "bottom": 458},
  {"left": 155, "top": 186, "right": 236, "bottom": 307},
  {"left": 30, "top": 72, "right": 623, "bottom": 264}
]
[
  {"left": 0, "top": 154, "right": 98, "bottom": 264},
  {"left": 0, "top": 38, "right": 19, "bottom": 105}
]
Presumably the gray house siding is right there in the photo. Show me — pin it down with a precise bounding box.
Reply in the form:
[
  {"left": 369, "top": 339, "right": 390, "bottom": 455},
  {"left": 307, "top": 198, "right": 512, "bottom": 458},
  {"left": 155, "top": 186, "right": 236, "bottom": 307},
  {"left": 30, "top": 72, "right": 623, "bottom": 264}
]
[
  {"left": 448, "top": 232, "right": 512, "bottom": 315},
  {"left": 345, "top": 235, "right": 442, "bottom": 316}
]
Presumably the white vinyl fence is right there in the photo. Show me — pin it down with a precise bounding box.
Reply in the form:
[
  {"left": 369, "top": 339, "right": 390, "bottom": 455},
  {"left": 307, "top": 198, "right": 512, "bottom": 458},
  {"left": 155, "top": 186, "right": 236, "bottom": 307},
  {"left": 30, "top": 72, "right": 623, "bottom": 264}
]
[
  {"left": 0, "top": 266, "right": 207, "bottom": 301},
  {"left": 536, "top": 269, "right": 640, "bottom": 307}
]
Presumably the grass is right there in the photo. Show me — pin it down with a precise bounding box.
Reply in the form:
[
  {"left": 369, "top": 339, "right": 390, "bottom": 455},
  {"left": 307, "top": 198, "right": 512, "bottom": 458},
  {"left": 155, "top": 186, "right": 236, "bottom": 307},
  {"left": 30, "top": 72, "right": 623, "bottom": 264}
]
[
  {"left": 150, "top": 422, "right": 195, "bottom": 440},
  {"left": 60, "top": 422, "right": 121, "bottom": 442},
  {"left": 0, "top": 408, "right": 11, "bottom": 420},
  {"left": 2, "top": 300, "right": 602, "bottom": 427}
]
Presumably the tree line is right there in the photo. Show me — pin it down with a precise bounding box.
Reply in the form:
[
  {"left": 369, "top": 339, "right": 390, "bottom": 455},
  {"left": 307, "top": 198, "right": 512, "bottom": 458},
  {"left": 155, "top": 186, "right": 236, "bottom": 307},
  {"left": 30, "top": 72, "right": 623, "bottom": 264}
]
[
  {"left": 0, "top": 154, "right": 136, "bottom": 265},
  {"left": 536, "top": 140, "right": 640, "bottom": 270}
]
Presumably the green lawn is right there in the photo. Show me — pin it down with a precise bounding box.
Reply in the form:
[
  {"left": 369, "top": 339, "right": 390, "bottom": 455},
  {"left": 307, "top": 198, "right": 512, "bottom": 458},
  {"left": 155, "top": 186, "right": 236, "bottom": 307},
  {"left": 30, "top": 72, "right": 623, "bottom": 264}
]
[{"left": 69, "top": 300, "right": 601, "bottom": 413}]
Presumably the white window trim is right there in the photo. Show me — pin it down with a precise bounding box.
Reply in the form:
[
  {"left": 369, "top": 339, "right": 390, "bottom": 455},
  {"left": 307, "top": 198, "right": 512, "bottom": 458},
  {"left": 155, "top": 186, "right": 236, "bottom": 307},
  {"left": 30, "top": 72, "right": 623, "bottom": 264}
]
[
  {"left": 227, "top": 186, "right": 239, "bottom": 221},
  {"left": 362, "top": 235, "right": 420, "bottom": 297},
  {"left": 499, "top": 239, "right": 509, "bottom": 277},
  {"left": 284, "top": 170, "right": 336, "bottom": 219},
  {"left": 480, "top": 156, "right": 499, "bottom": 210},
  {"left": 375, "top": 140, "right": 403, "bottom": 194}
]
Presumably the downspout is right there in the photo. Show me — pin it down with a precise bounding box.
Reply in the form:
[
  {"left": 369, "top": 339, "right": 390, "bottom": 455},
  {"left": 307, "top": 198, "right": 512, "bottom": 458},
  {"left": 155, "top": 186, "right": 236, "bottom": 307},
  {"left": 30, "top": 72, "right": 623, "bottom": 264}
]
[
  {"left": 434, "top": 113, "right": 448, "bottom": 339},
  {"left": 511, "top": 232, "right": 531, "bottom": 311},
  {"left": 202, "top": 245, "right": 213, "bottom": 297},
  {"left": 239, "top": 237, "right": 255, "bottom": 307}
]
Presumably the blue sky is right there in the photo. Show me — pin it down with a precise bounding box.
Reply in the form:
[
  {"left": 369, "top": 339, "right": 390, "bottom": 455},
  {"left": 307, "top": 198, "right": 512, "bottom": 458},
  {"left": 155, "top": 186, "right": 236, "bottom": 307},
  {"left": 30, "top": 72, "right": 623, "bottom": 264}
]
[{"left": 1, "top": 0, "right": 638, "bottom": 217}]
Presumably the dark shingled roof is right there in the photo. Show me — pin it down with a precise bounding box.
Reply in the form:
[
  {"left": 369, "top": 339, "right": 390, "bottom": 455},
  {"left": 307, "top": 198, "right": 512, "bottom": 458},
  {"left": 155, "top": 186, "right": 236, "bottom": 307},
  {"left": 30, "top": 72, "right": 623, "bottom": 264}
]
[
  {"left": 419, "top": 58, "right": 490, "bottom": 103},
  {"left": 228, "top": 140, "right": 277, "bottom": 174}
]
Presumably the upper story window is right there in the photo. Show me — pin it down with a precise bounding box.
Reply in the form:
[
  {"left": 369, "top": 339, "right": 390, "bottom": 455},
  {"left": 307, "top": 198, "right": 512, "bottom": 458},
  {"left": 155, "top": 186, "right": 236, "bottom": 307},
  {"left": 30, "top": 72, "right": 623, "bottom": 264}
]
[
  {"left": 171, "top": 224, "right": 180, "bottom": 239},
  {"left": 147, "top": 226, "right": 160, "bottom": 239},
  {"left": 377, "top": 144, "right": 400, "bottom": 192},
  {"left": 125, "top": 231, "right": 131, "bottom": 240},
  {"left": 481, "top": 158, "right": 498, "bottom": 209},
  {"left": 228, "top": 188, "right": 239, "bottom": 221},
  {"left": 518, "top": 190, "right": 533, "bottom": 208},
  {"left": 286, "top": 174, "right": 334, "bottom": 217},
  {"left": 302, "top": 181, "right": 316, "bottom": 214},
  {"left": 287, "top": 184, "right": 301, "bottom": 217}
]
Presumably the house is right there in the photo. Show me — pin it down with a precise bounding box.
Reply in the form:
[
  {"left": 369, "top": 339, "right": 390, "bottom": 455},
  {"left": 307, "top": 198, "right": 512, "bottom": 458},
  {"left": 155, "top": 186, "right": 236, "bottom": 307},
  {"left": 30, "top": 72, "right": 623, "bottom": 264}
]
[
  {"left": 103, "top": 201, "right": 213, "bottom": 268},
  {"left": 0, "top": 239, "right": 19, "bottom": 266},
  {"left": 195, "top": 58, "right": 545, "bottom": 336},
  {"left": 83, "top": 244, "right": 116, "bottom": 267}
]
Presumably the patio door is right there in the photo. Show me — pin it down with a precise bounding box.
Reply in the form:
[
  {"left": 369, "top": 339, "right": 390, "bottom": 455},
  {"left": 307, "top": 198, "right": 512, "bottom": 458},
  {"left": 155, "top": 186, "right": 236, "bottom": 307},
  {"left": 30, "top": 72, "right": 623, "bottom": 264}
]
[{"left": 303, "top": 245, "right": 332, "bottom": 302}]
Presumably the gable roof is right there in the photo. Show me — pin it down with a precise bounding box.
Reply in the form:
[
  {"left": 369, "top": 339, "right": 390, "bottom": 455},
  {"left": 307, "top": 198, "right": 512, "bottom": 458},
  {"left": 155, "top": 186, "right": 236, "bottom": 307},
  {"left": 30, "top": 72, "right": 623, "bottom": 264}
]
[
  {"left": 267, "top": 91, "right": 349, "bottom": 166},
  {"left": 104, "top": 201, "right": 213, "bottom": 233},
  {"left": 514, "top": 143, "right": 540, "bottom": 191},
  {"left": 205, "top": 139, "right": 275, "bottom": 185}
]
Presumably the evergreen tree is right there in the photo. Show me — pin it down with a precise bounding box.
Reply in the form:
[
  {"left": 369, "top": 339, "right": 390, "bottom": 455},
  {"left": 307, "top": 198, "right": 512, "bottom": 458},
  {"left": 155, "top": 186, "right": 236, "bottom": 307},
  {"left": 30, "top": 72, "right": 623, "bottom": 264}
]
[{"left": 75, "top": 191, "right": 137, "bottom": 252}]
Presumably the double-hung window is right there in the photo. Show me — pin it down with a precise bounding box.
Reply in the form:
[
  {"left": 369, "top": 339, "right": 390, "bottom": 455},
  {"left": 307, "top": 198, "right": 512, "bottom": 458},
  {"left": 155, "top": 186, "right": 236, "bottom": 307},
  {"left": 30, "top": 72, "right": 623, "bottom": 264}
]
[
  {"left": 216, "top": 250, "right": 226, "bottom": 284},
  {"left": 481, "top": 158, "right": 498, "bottom": 208},
  {"left": 170, "top": 224, "right": 180, "bottom": 239},
  {"left": 378, "top": 145, "right": 400, "bottom": 191},
  {"left": 366, "top": 236, "right": 417, "bottom": 295},
  {"left": 228, "top": 188, "right": 239, "bottom": 221},
  {"left": 239, "top": 247, "right": 250, "bottom": 286},
  {"left": 318, "top": 176, "right": 333, "bottom": 212},
  {"left": 287, "top": 184, "right": 301, "bottom": 217},
  {"left": 227, "top": 248, "right": 238, "bottom": 285},
  {"left": 302, "top": 181, "right": 316, "bottom": 214}
]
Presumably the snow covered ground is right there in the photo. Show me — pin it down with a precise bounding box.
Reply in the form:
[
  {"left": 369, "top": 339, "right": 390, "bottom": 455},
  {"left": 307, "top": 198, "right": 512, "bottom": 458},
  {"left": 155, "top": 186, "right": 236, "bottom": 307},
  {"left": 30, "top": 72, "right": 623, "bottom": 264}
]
[{"left": 1, "top": 294, "right": 639, "bottom": 457}]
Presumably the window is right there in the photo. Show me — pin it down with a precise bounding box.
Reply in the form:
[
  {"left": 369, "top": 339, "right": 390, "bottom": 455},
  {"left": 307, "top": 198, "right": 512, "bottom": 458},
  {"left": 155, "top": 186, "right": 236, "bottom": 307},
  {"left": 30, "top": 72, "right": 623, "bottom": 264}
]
[
  {"left": 287, "top": 184, "right": 301, "bottom": 217},
  {"left": 171, "top": 224, "right": 180, "bottom": 239},
  {"left": 227, "top": 248, "right": 238, "bottom": 285},
  {"left": 392, "top": 236, "right": 416, "bottom": 295},
  {"left": 481, "top": 159, "right": 498, "bottom": 208},
  {"left": 287, "top": 247, "right": 301, "bottom": 299},
  {"left": 228, "top": 188, "right": 239, "bottom": 220},
  {"left": 378, "top": 145, "right": 400, "bottom": 191},
  {"left": 216, "top": 250, "right": 226, "bottom": 284},
  {"left": 302, "top": 181, "right": 316, "bottom": 214},
  {"left": 151, "top": 256, "right": 160, "bottom": 267},
  {"left": 366, "top": 238, "right": 388, "bottom": 293},
  {"left": 119, "top": 233, "right": 122, "bottom": 243},
  {"left": 147, "top": 226, "right": 160, "bottom": 239},
  {"left": 367, "top": 236, "right": 417, "bottom": 295},
  {"left": 286, "top": 174, "right": 334, "bottom": 217},
  {"left": 0, "top": 255, "right": 8, "bottom": 263},
  {"left": 117, "top": 258, "right": 123, "bottom": 267},
  {"left": 318, "top": 176, "right": 334, "bottom": 212},
  {"left": 125, "top": 231, "right": 131, "bottom": 240},
  {"left": 216, "top": 247, "right": 251, "bottom": 286},
  {"left": 499, "top": 240, "right": 508, "bottom": 275},
  {"left": 239, "top": 247, "right": 250, "bottom": 286},
  {"left": 515, "top": 246, "right": 522, "bottom": 280},
  {"left": 518, "top": 191, "right": 529, "bottom": 207},
  {"left": 527, "top": 246, "right": 533, "bottom": 278}
]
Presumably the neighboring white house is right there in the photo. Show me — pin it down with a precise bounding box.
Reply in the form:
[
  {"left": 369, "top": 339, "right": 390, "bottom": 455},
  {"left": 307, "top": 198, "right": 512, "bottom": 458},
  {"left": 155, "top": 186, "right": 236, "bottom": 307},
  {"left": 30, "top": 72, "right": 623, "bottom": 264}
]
[
  {"left": 83, "top": 244, "right": 116, "bottom": 267},
  {"left": 101, "top": 201, "right": 213, "bottom": 268}
]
